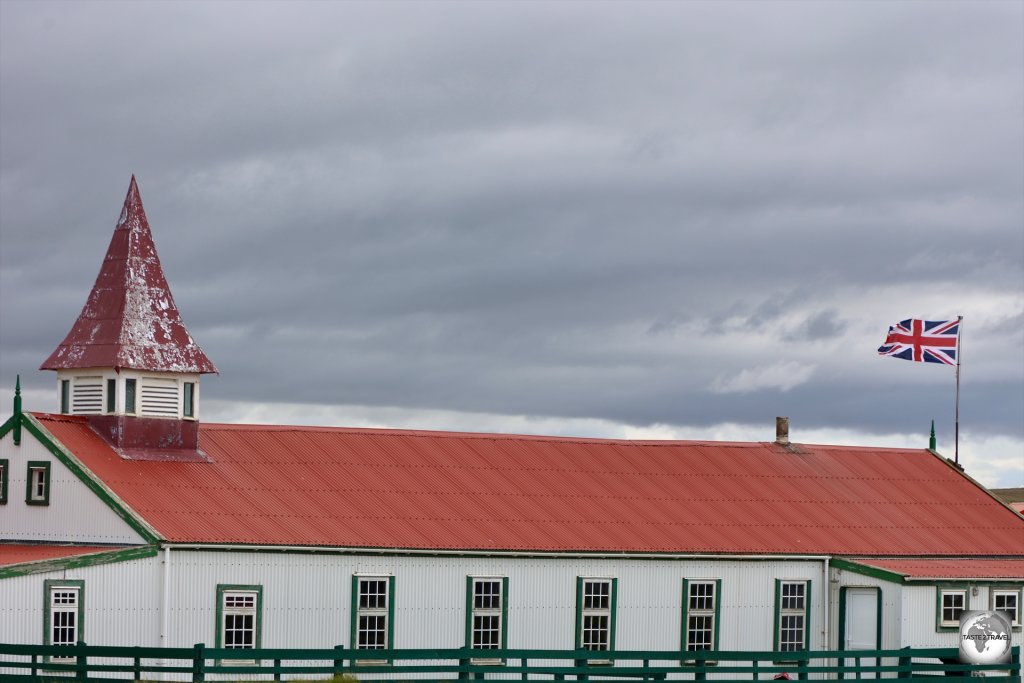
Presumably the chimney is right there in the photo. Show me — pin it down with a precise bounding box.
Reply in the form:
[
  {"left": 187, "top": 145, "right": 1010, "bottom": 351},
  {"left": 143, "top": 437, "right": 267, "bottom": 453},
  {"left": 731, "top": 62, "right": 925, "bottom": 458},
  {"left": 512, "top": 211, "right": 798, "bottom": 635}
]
[{"left": 775, "top": 416, "right": 790, "bottom": 445}]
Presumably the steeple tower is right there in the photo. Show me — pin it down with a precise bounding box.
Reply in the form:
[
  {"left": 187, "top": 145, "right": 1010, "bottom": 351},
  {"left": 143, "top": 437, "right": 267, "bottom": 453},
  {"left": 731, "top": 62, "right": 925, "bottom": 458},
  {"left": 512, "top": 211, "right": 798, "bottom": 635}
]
[{"left": 40, "top": 177, "right": 216, "bottom": 460}]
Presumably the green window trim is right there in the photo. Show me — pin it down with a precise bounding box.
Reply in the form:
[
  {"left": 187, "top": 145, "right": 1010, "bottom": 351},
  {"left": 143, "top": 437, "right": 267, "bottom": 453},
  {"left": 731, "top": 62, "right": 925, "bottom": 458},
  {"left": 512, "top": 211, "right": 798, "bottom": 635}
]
[
  {"left": 350, "top": 574, "right": 396, "bottom": 659},
  {"left": 465, "top": 576, "right": 509, "bottom": 659},
  {"left": 575, "top": 576, "right": 617, "bottom": 659},
  {"left": 837, "top": 586, "right": 882, "bottom": 651},
  {"left": 215, "top": 584, "right": 264, "bottom": 651},
  {"left": 990, "top": 586, "right": 1022, "bottom": 629},
  {"left": 43, "top": 579, "right": 85, "bottom": 660},
  {"left": 106, "top": 379, "right": 116, "bottom": 414},
  {"left": 125, "top": 379, "right": 137, "bottom": 414},
  {"left": 681, "top": 578, "right": 722, "bottom": 653},
  {"left": 0, "top": 458, "right": 8, "bottom": 504},
  {"left": 183, "top": 382, "right": 195, "bottom": 418},
  {"left": 935, "top": 584, "right": 968, "bottom": 632},
  {"left": 60, "top": 380, "right": 70, "bottom": 414},
  {"left": 773, "top": 579, "right": 811, "bottom": 653},
  {"left": 25, "top": 461, "right": 51, "bottom": 506}
]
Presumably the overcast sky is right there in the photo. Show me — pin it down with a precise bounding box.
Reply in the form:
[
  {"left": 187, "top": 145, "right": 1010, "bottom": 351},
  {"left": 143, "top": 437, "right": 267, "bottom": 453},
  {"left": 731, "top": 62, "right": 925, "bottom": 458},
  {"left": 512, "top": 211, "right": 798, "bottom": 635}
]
[{"left": 1, "top": 0, "right": 1021, "bottom": 486}]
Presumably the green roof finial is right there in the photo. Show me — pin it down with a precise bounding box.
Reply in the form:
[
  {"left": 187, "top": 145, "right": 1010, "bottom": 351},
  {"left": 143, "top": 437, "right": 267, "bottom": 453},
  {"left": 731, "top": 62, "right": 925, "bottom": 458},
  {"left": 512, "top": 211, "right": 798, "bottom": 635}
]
[
  {"left": 928, "top": 419, "right": 936, "bottom": 451},
  {"left": 13, "top": 374, "right": 22, "bottom": 445}
]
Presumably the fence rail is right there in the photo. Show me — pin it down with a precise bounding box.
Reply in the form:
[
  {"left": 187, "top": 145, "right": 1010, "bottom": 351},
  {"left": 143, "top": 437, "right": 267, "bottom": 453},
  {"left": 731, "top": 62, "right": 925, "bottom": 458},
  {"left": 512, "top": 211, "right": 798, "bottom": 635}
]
[{"left": 0, "top": 643, "right": 1019, "bottom": 682}]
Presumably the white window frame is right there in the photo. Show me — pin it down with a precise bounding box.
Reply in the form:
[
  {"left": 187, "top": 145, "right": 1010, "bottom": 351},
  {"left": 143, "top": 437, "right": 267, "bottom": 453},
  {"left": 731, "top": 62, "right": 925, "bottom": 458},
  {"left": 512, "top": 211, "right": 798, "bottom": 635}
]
[
  {"left": 939, "top": 588, "right": 967, "bottom": 628},
  {"left": 992, "top": 588, "right": 1020, "bottom": 627},
  {"left": 685, "top": 580, "right": 718, "bottom": 652},
  {"left": 355, "top": 576, "right": 391, "bottom": 652},
  {"left": 777, "top": 581, "right": 808, "bottom": 653},
  {"left": 220, "top": 588, "right": 260, "bottom": 651},
  {"left": 26, "top": 462, "right": 51, "bottom": 506},
  {"left": 579, "top": 578, "right": 613, "bottom": 652},
  {"left": 45, "top": 580, "right": 84, "bottom": 662},
  {"left": 468, "top": 577, "right": 506, "bottom": 663}
]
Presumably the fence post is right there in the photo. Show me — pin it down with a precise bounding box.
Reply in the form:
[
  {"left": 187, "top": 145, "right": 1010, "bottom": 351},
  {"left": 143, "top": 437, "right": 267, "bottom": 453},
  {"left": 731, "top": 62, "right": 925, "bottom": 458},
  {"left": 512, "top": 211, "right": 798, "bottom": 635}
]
[
  {"left": 132, "top": 646, "right": 142, "bottom": 681},
  {"left": 333, "top": 644, "right": 346, "bottom": 677},
  {"left": 192, "top": 643, "right": 206, "bottom": 683},
  {"left": 75, "top": 640, "right": 87, "bottom": 681},
  {"left": 897, "top": 648, "right": 911, "bottom": 679}
]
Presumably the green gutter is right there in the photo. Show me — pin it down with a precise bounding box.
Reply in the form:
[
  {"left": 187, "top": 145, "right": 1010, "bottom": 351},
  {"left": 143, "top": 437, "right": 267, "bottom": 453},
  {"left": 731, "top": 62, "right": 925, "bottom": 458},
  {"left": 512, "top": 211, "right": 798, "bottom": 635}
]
[{"left": 0, "top": 544, "right": 158, "bottom": 579}]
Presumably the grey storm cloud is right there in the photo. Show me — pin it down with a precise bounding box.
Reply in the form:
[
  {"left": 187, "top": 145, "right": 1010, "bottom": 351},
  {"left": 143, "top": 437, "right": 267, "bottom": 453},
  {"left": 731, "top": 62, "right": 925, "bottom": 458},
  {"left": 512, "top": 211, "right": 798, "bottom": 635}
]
[{"left": 1, "top": 0, "right": 1022, "bottom": 459}]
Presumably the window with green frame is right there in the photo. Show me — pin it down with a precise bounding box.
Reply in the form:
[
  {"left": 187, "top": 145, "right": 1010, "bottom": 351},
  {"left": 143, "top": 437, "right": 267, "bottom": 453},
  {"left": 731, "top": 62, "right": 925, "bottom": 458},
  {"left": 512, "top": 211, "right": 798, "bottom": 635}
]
[
  {"left": 575, "top": 577, "right": 617, "bottom": 656},
  {"left": 26, "top": 461, "right": 51, "bottom": 506},
  {"left": 936, "top": 586, "right": 967, "bottom": 631},
  {"left": 991, "top": 587, "right": 1021, "bottom": 628},
  {"left": 774, "top": 580, "right": 810, "bottom": 652},
  {"left": 216, "top": 584, "right": 263, "bottom": 651},
  {"left": 351, "top": 575, "right": 395, "bottom": 656},
  {"left": 125, "top": 378, "right": 137, "bottom": 414},
  {"left": 106, "top": 379, "right": 116, "bottom": 413},
  {"left": 466, "top": 576, "right": 508, "bottom": 660},
  {"left": 0, "top": 458, "right": 8, "bottom": 504},
  {"left": 44, "top": 579, "right": 84, "bottom": 661},
  {"left": 682, "top": 579, "right": 721, "bottom": 652}
]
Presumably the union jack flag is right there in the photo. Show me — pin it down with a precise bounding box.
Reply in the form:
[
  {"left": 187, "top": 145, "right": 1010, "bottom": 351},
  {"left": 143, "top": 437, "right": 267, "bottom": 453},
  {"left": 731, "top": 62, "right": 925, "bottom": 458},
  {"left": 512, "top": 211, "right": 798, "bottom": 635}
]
[{"left": 877, "top": 318, "right": 959, "bottom": 365}]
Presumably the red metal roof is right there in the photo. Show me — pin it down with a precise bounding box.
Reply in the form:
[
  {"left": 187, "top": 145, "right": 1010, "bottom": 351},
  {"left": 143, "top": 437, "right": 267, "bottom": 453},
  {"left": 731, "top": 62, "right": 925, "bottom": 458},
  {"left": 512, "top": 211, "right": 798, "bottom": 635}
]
[
  {"left": 40, "top": 176, "right": 216, "bottom": 374},
  {"left": 849, "top": 557, "right": 1024, "bottom": 580},
  {"left": 0, "top": 544, "right": 129, "bottom": 567},
  {"left": 34, "top": 413, "right": 1024, "bottom": 556}
]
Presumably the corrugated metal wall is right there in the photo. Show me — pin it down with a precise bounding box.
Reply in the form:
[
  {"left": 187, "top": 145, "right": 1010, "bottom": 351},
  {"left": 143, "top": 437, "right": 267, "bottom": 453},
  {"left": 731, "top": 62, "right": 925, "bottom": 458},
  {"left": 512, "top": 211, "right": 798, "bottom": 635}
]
[
  {"left": 2, "top": 549, "right": 825, "bottom": 652},
  {"left": 0, "top": 431, "right": 145, "bottom": 544}
]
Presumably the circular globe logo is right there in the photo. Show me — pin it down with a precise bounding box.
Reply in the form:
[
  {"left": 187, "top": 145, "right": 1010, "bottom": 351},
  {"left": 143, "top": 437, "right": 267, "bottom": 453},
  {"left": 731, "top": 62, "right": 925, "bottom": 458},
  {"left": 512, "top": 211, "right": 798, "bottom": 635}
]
[{"left": 959, "top": 610, "right": 1012, "bottom": 665}]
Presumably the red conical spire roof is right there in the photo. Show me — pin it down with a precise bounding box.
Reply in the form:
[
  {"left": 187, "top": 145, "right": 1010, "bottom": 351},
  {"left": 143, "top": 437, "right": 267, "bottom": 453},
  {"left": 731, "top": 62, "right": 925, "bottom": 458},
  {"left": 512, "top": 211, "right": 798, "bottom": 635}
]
[{"left": 41, "top": 176, "right": 217, "bottom": 374}]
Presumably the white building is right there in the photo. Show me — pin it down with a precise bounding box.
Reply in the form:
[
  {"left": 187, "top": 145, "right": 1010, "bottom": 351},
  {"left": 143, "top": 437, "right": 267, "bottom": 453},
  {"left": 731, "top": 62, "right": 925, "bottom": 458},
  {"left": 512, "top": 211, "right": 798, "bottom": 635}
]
[{"left": 1, "top": 179, "right": 1021, "bottom": 661}]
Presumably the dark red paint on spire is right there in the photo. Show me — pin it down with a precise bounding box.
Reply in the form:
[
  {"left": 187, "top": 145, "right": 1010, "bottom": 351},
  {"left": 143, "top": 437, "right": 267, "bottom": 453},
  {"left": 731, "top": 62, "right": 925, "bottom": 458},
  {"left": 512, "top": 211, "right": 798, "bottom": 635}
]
[{"left": 41, "top": 176, "right": 217, "bottom": 374}]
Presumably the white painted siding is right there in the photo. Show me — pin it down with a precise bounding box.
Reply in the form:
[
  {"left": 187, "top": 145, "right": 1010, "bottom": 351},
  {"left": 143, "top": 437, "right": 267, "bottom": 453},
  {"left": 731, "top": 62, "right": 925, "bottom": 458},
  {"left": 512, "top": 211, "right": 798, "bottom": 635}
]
[
  {"left": 0, "top": 428, "right": 145, "bottom": 544},
  {"left": 1, "top": 550, "right": 827, "bottom": 652},
  {"left": 0, "top": 554, "right": 163, "bottom": 645}
]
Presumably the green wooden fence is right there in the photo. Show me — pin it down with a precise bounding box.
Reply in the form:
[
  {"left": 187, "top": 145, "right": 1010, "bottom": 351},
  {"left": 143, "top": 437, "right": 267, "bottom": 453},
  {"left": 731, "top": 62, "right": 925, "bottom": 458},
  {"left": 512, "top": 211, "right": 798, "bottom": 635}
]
[{"left": 0, "top": 643, "right": 1019, "bottom": 682}]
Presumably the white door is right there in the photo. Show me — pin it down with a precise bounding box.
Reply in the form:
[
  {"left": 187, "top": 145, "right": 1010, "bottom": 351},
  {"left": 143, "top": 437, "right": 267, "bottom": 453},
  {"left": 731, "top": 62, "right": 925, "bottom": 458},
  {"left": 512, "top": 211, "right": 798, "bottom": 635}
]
[{"left": 845, "top": 588, "right": 879, "bottom": 678}]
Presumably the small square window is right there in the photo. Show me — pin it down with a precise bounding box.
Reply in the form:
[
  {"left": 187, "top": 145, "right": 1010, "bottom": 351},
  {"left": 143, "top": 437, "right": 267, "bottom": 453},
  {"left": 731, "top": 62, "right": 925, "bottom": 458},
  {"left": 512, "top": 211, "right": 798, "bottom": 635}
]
[
  {"left": 26, "top": 462, "right": 51, "bottom": 506},
  {"left": 992, "top": 589, "right": 1020, "bottom": 627},
  {"left": 939, "top": 589, "right": 967, "bottom": 628}
]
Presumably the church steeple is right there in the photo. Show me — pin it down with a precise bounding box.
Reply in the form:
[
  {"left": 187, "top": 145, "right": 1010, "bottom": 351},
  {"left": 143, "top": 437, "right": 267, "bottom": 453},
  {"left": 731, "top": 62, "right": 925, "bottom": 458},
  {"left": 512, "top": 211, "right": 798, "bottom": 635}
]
[{"left": 40, "top": 177, "right": 215, "bottom": 460}]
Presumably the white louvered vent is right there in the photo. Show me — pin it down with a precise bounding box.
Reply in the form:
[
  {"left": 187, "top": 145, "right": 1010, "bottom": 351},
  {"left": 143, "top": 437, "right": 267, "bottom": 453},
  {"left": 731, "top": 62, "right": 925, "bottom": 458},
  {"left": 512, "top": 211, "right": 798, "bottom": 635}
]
[
  {"left": 140, "top": 378, "right": 179, "bottom": 417},
  {"left": 72, "top": 377, "right": 103, "bottom": 414}
]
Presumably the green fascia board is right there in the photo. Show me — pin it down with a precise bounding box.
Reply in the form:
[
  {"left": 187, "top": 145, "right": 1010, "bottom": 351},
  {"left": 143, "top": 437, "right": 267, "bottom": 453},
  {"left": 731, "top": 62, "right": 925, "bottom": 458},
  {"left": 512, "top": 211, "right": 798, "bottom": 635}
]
[
  {"left": 17, "top": 413, "right": 161, "bottom": 543},
  {"left": 0, "top": 544, "right": 158, "bottom": 580},
  {"left": 830, "top": 558, "right": 906, "bottom": 584},
  {"left": 0, "top": 413, "right": 17, "bottom": 440}
]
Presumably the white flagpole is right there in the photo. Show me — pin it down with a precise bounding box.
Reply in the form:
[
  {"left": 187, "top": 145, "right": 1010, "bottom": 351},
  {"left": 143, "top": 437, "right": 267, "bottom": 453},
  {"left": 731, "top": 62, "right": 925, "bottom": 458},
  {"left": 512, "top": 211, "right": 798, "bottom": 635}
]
[{"left": 955, "top": 315, "right": 963, "bottom": 465}]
